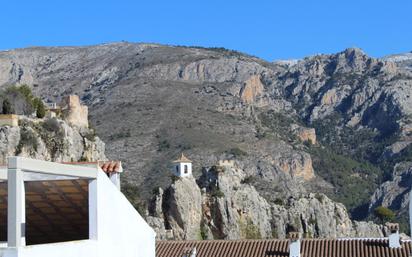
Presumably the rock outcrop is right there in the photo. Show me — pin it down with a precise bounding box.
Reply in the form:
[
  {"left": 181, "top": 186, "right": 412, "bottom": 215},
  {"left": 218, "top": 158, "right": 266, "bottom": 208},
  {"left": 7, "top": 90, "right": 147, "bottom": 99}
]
[
  {"left": 369, "top": 162, "right": 412, "bottom": 217},
  {"left": 148, "top": 162, "right": 382, "bottom": 240},
  {"left": 290, "top": 124, "right": 317, "bottom": 144},
  {"left": 163, "top": 177, "right": 202, "bottom": 240},
  {"left": 0, "top": 116, "right": 105, "bottom": 164},
  {"left": 240, "top": 75, "right": 265, "bottom": 105}
]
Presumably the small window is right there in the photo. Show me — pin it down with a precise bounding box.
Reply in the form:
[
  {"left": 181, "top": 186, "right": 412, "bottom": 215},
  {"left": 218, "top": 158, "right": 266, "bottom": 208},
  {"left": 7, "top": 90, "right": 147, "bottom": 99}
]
[
  {"left": 184, "top": 165, "right": 188, "bottom": 174},
  {"left": 176, "top": 166, "right": 179, "bottom": 173}
]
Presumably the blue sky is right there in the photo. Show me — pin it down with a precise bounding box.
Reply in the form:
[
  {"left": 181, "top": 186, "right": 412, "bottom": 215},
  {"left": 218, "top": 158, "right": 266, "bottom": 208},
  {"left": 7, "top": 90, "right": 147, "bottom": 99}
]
[{"left": 1, "top": 0, "right": 411, "bottom": 60}]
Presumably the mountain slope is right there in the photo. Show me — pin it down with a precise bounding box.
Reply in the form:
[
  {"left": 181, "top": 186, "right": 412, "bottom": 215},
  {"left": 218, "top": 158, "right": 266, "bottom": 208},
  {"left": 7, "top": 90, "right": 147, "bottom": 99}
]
[{"left": 1, "top": 43, "right": 412, "bottom": 234}]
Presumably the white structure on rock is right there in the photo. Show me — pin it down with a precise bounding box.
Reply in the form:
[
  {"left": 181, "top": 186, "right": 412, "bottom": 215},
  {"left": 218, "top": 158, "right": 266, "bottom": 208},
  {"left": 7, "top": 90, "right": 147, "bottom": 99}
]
[
  {"left": 172, "top": 153, "right": 192, "bottom": 178},
  {"left": 0, "top": 157, "right": 155, "bottom": 257}
]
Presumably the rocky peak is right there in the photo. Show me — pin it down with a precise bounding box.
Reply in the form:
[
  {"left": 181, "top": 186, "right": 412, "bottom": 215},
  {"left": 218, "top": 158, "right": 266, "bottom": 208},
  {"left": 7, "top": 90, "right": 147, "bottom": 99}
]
[
  {"left": 162, "top": 177, "right": 202, "bottom": 240},
  {"left": 325, "top": 47, "right": 373, "bottom": 75}
]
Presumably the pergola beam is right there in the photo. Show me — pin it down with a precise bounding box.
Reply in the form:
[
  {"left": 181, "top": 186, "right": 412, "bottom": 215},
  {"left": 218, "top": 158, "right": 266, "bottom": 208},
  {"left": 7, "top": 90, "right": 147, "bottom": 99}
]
[{"left": 8, "top": 157, "right": 97, "bottom": 179}]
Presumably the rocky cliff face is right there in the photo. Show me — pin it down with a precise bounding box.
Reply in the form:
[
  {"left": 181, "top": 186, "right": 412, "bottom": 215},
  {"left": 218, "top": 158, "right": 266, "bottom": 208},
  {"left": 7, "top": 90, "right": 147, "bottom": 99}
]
[
  {"left": 0, "top": 43, "right": 411, "bottom": 237},
  {"left": 369, "top": 162, "right": 412, "bottom": 219},
  {"left": 0, "top": 116, "right": 106, "bottom": 164},
  {"left": 148, "top": 163, "right": 383, "bottom": 240}
]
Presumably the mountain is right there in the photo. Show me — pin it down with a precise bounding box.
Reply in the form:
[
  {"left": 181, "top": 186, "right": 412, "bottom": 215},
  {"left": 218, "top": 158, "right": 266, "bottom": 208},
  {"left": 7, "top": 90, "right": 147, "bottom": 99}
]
[
  {"left": 0, "top": 43, "right": 411, "bottom": 237},
  {"left": 382, "top": 52, "right": 412, "bottom": 70}
]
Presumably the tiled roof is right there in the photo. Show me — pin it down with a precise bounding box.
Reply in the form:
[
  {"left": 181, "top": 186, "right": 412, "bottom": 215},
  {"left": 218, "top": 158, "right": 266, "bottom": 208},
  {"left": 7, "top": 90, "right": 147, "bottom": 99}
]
[
  {"left": 173, "top": 153, "right": 192, "bottom": 163},
  {"left": 61, "top": 161, "right": 123, "bottom": 174},
  {"left": 156, "top": 238, "right": 412, "bottom": 257}
]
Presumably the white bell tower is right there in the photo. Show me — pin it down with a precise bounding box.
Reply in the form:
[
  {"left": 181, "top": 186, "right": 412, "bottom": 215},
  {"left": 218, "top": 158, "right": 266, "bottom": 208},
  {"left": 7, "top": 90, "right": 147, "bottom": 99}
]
[{"left": 172, "top": 153, "right": 192, "bottom": 178}]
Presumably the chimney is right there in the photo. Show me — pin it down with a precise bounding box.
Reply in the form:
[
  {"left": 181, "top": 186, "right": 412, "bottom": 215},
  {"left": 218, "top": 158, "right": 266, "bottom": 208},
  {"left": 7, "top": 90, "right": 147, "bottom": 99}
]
[
  {"left": 190, "top": 247, "right": 197, "bottom": 257},
  {"left": 182, "top": 247, "right": 196, "bottom": 257},
  {"left": 386, "top": 223, "right": 401, "bottom": 248},
  {"left": 288, "top": 232, "right": 301, "bottom": 257}
]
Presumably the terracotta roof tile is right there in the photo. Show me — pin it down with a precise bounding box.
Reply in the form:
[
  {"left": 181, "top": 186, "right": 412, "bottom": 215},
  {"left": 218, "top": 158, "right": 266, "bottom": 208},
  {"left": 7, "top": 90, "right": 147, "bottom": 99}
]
[
  {"left": 156, "top": 239, "right": 412, "bottom": 257},
  {"left": 173, "top": 153, "right": 192, "bottom": 163}
]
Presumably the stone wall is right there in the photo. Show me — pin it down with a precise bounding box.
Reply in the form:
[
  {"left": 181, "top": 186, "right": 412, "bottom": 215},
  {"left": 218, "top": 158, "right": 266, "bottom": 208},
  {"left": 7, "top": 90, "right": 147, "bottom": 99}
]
[
  {"left": 60, "top": 95, "right": 89, "bottom": 128},
  {"left": 0, "top": 114, "right": 19, "bottom": 127}
]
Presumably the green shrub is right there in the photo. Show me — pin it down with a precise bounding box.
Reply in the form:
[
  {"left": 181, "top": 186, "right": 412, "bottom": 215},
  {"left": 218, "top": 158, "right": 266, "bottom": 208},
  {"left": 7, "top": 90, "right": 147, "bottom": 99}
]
[
  {"left": 37, "top": 118, "right": 66, "bottom": 159},
  {"left": 170, "top": 174, "right": 181, "bottom": 182},
  {"left": 211, "top": 187, "right": 225, "bottom": 198},
  {"left": 241, "top": 175, "right": 255, "bottom": 184},
  {"left": 240, "top": 218, "right": 261, "bottom": 239},
  {"left": 16, "top": 128, "right": 38, "bottom": 154},
  {"left": 308, "top": 217, "right": 317, "bottom": 225},
  {"left": 226, "top": 147, "right": 247, "bottom": 157},
  {"left": 199, "top": 223, "right": 208, "bottom": 240},
  {"left": 84, "top": 129, "right": 96, "bottom": 142},
  {"left": 3, "top": 85, "right": 46, "bottom": 117},
  {"left": 274, "top": 198, "right": 284, "bottom": 206},
  {"left": 109, "top": 129, "right": 131, "bottom": 141},
  {"left": 33, "top": 98, "right": 46, "bottom": 118},
  {"left": 2, "top": 99, "right": 13, "bottom": 114},
  {"left": 314, "top": 193, "right": 325, "bottom": 203},
  {"left": 42, "top": 118, "right": 61, "bottom": 133},
  {"left": 374, "top": 206, "right": 395, "bottom": 223},
  {"left": 157, "top": 139, "right": 170, "bottom": 152}
]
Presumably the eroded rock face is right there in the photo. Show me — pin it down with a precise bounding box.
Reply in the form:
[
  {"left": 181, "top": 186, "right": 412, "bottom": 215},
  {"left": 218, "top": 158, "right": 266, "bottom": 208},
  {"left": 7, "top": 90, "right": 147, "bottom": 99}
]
[
  {"left": 0, "top": 126, "right": 21, "bottom": 164},
  {"left": 149, "top": 163, "right": 381, "bottom": 240},
  {"left": 271, "top": 194, "right": 383, "bottom": 239},
  {"left": 369, "top": 162, "right": 412, "bottom": 217},
  {"left": 163, "top": 177, "right": 202, "bottom": 240},
  {"left": 353, "top": 221, "right": 384, "bottom": 238},
  {"left": 240, "top": 75, "right": 265, "bottom": 104},
  {"left": 0, "top": 117, "right": 106, "bottom": 164},
  {"left": 277, "top": 152, "right": 315, "bottom": 180},
  {"left": 290, "top": 124, "right": 317, "bottom": 144},
  {"left": 200, "top": 165, "right": 272, "bottom": 239}
]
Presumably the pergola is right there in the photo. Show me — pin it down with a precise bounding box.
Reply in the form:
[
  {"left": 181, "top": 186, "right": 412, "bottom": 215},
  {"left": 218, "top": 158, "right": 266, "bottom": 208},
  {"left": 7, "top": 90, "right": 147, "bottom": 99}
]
[{"left": 0, "top": 157, "right": 155, "bottom": 257}]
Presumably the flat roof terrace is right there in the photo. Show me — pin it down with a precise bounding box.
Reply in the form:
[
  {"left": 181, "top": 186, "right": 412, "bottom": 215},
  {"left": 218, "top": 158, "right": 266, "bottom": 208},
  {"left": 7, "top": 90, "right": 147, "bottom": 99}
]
[{"left": 0, "top": 157, "right": 155, "bottom": 257}]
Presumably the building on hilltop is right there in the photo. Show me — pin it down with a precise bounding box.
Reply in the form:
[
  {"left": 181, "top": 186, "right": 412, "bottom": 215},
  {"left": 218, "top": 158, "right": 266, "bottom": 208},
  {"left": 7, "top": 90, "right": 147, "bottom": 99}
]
[
  {"left": 172, "top": 153, "right": 192, "bottom": 178},
  {"left": 42, "top": 95, "right": 88, "bottom": 127},
  {"left": 60, "top": 95, "right": 89, "bottom": 128}
]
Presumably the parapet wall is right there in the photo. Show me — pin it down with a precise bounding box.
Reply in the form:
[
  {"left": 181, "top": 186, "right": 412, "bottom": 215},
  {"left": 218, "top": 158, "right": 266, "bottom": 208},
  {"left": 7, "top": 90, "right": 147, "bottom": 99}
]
[{"left": 218, "top": 160, "right": 235, "bottom": 167}]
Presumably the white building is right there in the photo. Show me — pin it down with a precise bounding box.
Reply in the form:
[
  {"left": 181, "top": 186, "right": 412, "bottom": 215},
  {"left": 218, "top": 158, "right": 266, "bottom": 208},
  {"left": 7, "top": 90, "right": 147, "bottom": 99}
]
[
  {"left": 0, "top": 157, "right": 155, "bottom": 257},
  {"left": 172, "top": 153, "right": 192, "bottom": 178}
]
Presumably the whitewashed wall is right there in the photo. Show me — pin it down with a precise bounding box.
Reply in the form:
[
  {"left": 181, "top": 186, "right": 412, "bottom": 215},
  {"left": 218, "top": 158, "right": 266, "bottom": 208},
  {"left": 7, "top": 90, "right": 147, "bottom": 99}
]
[
  {"left": 93, "top": 171, "right": 156, "bottom": 257},
  {"left": 0, "top": 169, "right": 155, "bottom": 257}
]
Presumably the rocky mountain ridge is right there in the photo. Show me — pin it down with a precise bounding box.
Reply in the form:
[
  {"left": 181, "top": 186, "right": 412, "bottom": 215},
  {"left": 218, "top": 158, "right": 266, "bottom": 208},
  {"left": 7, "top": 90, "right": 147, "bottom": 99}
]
[{"left": 0, "top": 43, "right": 411, "bottom": 236}]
